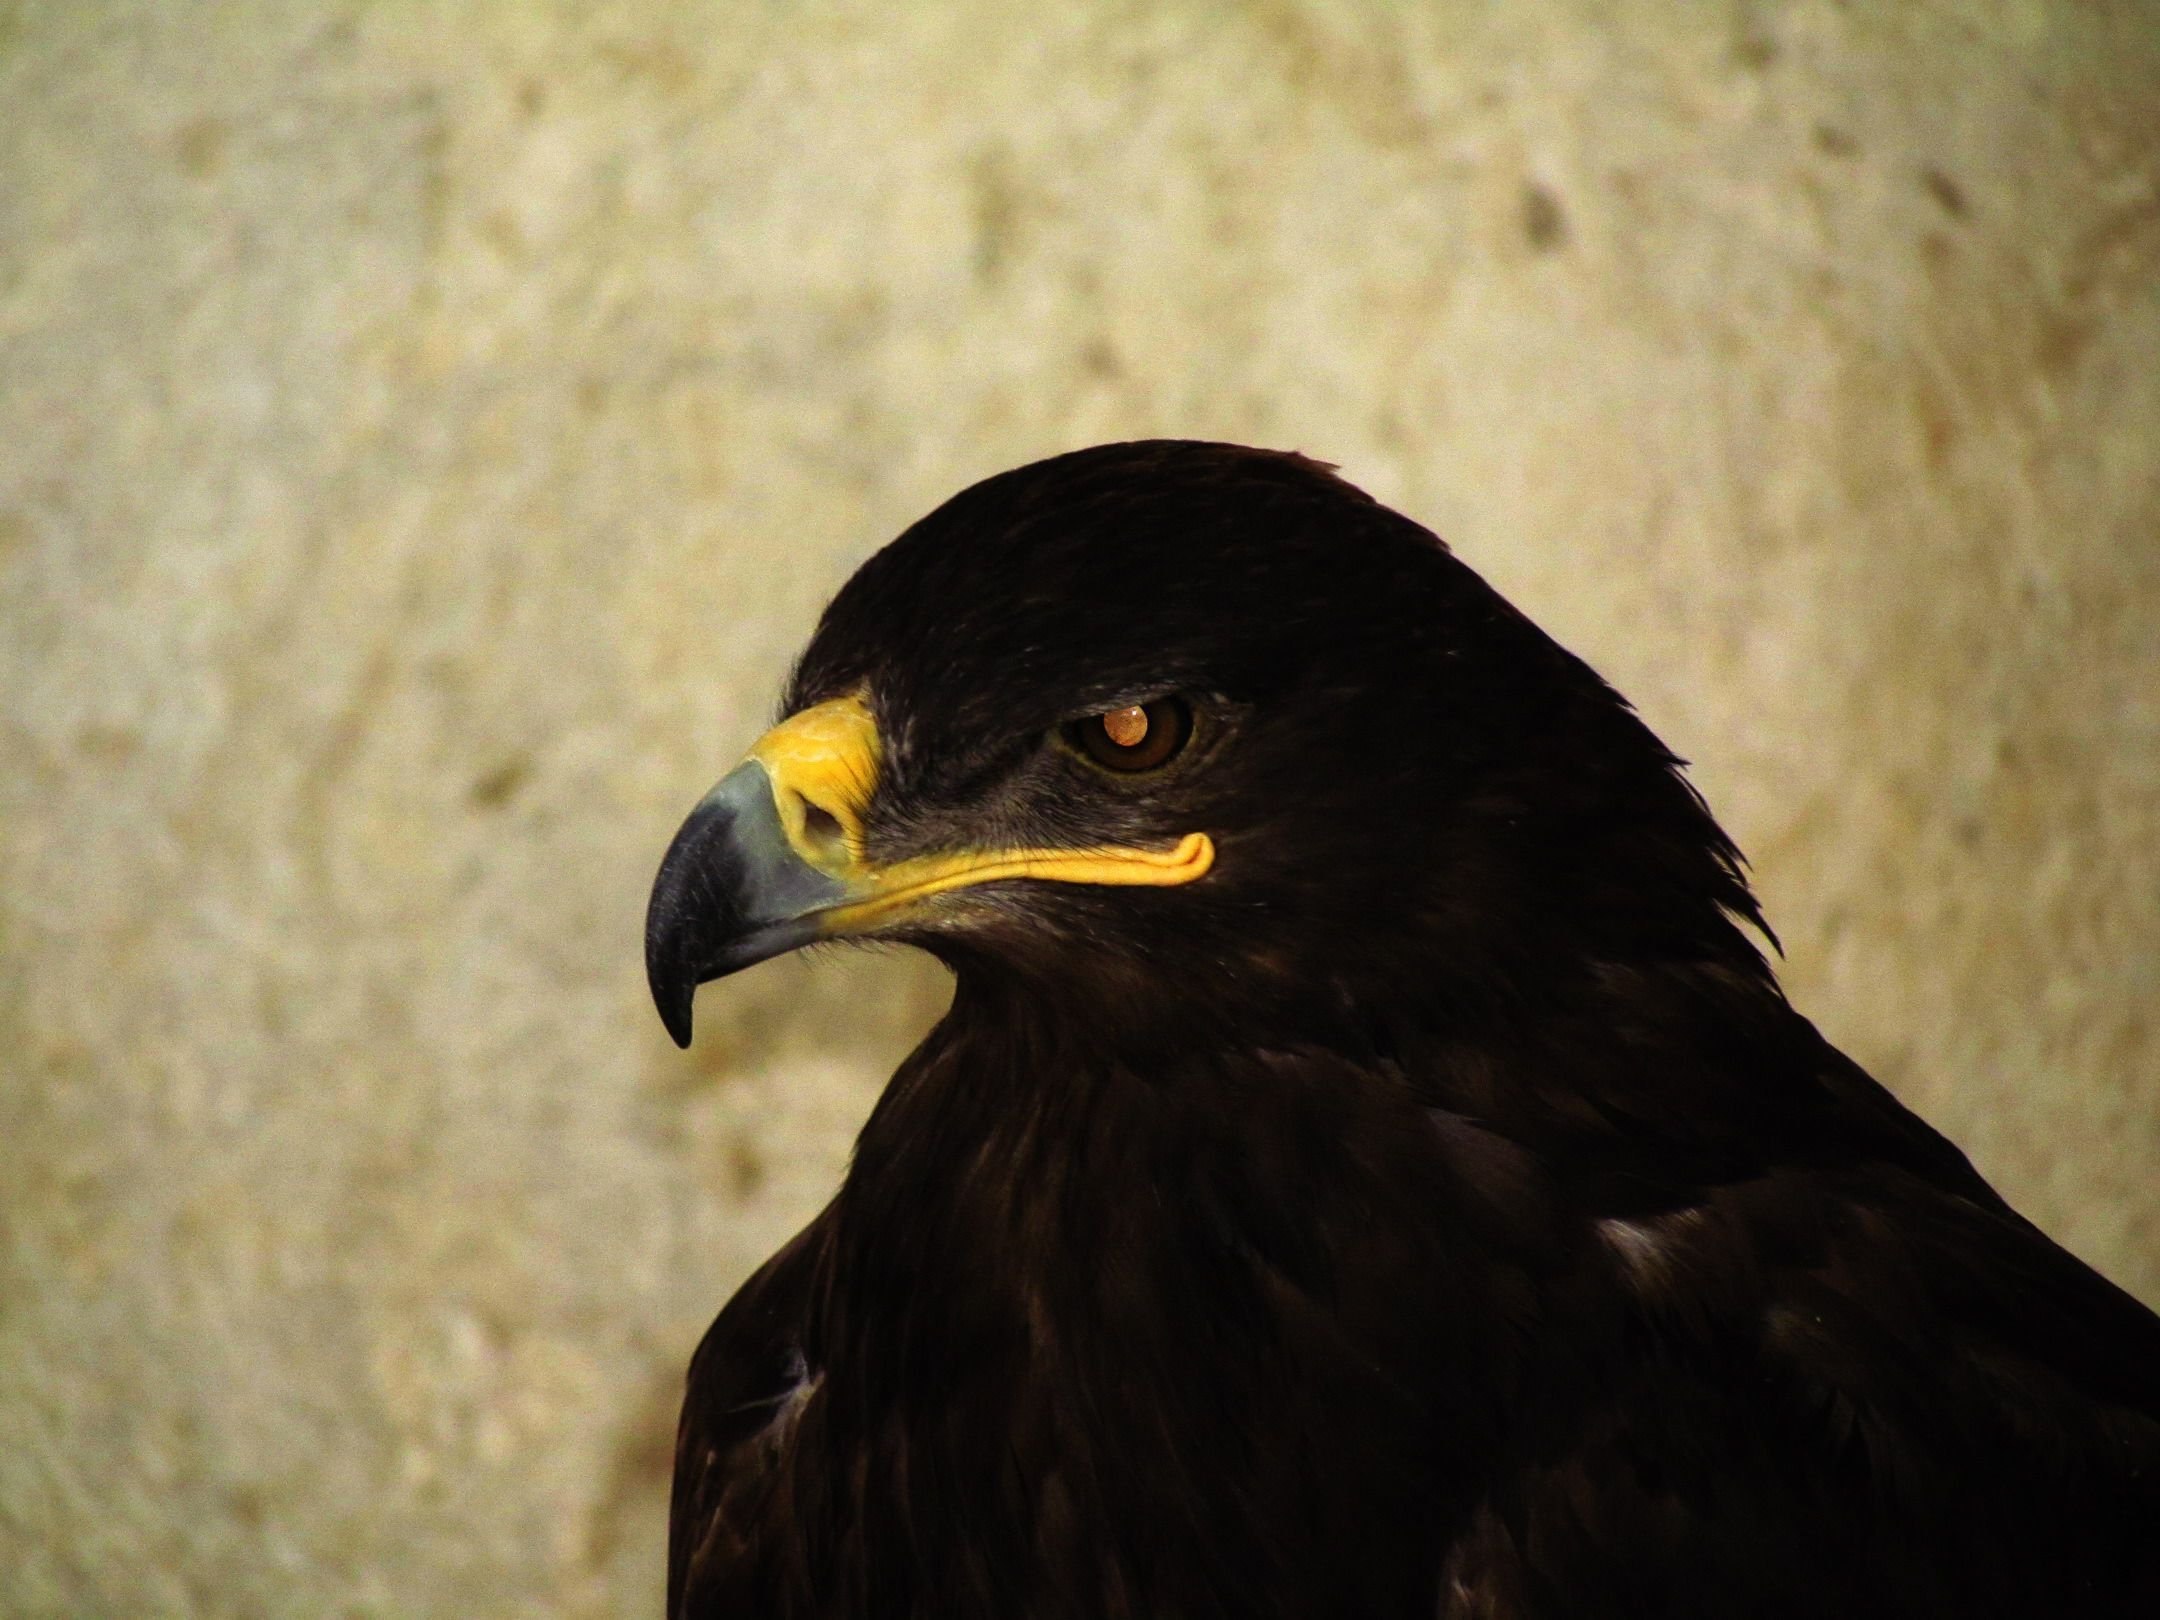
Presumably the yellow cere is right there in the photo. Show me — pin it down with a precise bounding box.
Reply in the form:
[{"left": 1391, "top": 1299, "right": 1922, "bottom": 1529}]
[{"left": 747, "top": 692, "right": 883, "bottom": 872}]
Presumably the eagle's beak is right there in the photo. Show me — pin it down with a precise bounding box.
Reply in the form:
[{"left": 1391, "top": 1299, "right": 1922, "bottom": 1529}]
[{"left": 644, "top": 693, "right": 1213, "bottom": 1047}]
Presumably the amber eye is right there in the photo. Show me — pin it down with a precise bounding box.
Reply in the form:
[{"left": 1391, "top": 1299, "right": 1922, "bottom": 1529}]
[{"left": 1066, "top": 697, "right": 1192, "bottom": 773}]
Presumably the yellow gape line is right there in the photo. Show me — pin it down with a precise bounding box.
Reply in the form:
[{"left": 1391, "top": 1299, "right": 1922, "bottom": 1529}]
[
  {"left": 743, "top": 692, "right": 1216, "bottom": 934},
  {"left": 834, "top": 832, "right": 1215, "bottom": 930}
]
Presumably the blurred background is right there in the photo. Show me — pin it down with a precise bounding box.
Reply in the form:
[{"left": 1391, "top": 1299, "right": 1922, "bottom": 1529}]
[{"left": 2, "top": 1, "right": 2155, "bottom": 1613}]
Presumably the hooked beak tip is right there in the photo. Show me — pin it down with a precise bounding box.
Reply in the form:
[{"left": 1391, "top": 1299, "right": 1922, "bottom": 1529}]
[
  {"left": 644, "top": 761, "right": 849, "bottom": 1048},
  {"left": 644, "top": 897, "right": 701, "bottom": 1048},
  {"left": 653, "top": 972, "right": 695, "bottom": 1048}
]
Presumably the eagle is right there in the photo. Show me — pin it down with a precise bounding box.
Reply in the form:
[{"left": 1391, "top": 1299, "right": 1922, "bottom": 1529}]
[{"left": 643, "top": 441, "right": 2160, "bottom": 1618}]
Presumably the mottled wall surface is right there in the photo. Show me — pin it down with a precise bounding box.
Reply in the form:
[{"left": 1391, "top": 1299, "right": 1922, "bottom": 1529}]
[{"left": 2, "top": 0, "right": 2155, "bottom": 1612}]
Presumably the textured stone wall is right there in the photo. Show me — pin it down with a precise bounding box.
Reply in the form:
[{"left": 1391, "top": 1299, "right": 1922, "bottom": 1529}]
[{"left": 2, "top": 1, "right": 2154, "bottom": 1613}]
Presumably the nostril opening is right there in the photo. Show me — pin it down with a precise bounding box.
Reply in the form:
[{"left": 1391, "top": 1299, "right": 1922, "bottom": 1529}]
[{"left": 799, "top": 799, "right": 846, "bottom": 855}]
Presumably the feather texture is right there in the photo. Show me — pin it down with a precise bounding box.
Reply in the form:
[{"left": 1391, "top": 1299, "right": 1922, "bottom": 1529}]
[{"left": 655, "top": 443, "right": 2160, "bottom": 1618}]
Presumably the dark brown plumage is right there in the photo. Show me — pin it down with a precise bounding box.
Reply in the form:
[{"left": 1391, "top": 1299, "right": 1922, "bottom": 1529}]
[{"left": 644, "top": 441, "right": 2160, "bottom": 1618}]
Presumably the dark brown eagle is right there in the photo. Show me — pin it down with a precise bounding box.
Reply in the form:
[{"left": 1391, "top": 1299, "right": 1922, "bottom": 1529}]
[{"left": 643, "top": 441, "right": 2160, "bottom": 1618}]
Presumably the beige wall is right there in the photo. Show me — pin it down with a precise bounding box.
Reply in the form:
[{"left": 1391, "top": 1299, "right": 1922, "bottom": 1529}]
[{"left": 3, "top": 1, "right": 2155, "bottom": 1613}]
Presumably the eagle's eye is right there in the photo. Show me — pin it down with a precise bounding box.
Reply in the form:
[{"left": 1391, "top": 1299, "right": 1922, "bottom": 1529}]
[{"left": 1067, "top": 697, "right": 1192, "bottom": 773}]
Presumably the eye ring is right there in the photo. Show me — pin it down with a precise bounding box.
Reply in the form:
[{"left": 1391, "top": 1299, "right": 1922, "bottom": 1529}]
[{"left": 1065, "top": 697, "right": 1193, "bottom": 774}]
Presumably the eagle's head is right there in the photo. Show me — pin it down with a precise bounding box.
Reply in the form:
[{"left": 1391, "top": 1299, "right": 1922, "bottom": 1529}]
[{"left": 646, "top": 441, "right": 1765, "bottom": 1051}]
